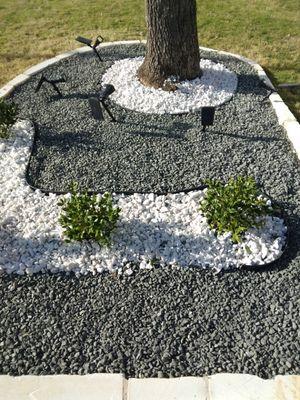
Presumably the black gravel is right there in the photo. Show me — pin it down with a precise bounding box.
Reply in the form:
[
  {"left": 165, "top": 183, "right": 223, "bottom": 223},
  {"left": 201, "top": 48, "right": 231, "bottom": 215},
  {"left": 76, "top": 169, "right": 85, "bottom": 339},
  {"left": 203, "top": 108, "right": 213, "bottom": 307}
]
[
  {"left": 2, "top": 43, "right": 300, "bottom": 378},
  {"left": 0, "top": 258, "right": 299, "bottom": 378},
  {"left": 8, "top": 43, "right": 299, "bottom": 195}
]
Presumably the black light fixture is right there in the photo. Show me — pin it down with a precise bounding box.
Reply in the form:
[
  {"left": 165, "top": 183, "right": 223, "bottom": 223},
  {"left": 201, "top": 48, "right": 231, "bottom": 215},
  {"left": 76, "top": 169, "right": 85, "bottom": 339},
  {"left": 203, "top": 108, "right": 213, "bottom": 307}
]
[
  {"left": 260, "top": 78, "right": 277, "bottom": 102},
  {"left": 277, "top": 83, "right": 300, "bottom": 91},
  {"left": 201, "top": 106, "right": 215, "bottom": 131},
  {"left": 99, "top": 84, "right": 115, "bottom": 100},
  {"left": 75, "top": 35, "right": 104, "bottom": 61},
  {"left": 89, "top": 98, "right": 104, "bottom": 120},
  {"left": 89, "top": 84, "right": 116, "bottom": 122},
  {"left": 35, "top": 75, "right": 66, "bottom": 98}
]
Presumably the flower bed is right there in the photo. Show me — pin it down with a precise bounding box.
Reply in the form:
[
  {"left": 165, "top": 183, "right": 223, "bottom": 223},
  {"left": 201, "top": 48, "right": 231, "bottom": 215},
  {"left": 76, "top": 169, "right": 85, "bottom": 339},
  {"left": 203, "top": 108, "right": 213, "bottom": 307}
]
[
  {"left": 0, "top": 121, "right": 287, "bottom": 275},
  {"left": 0, "top": 42, "right": 299, "bottom": 380}
]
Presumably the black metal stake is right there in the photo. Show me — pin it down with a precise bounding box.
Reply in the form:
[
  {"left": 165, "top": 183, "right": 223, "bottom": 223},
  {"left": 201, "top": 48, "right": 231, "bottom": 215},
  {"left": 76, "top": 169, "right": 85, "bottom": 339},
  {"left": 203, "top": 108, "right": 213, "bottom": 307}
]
[
  {"left": 92, "top": 48, "right": 102, "bottom": 62},
  {"left": 76, "top": 35, "right": 103, "bottom": 61},
  {"left": 89, "top": 97, "right": 116, "bottom": 123},
  {"left": 35, "top": 76, "right": 66, "bottom": 98},
  {"left": 92, "top": 36, "right": 104, "bottom": 61},
  {"left": 101, "top": 101, "right": 116, "bottom": 122},
  {"left": 49, "top": 80, "right": 63, "bottom": 97}
]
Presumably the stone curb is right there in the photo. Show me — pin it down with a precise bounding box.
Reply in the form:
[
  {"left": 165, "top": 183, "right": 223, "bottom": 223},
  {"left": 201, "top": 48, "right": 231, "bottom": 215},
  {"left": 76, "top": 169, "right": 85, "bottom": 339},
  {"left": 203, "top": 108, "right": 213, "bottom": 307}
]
[
  {"left": 0, "top": 40, "right": 299, "bottom": 156},
  {"left": 0, "top": 373, "right": 299, "bottom": 400}
]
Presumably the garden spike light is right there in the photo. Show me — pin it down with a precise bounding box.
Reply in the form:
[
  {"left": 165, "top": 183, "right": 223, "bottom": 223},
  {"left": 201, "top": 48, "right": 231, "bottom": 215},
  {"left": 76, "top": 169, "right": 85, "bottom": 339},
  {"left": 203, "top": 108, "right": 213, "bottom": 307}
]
[
  {"left": 277, "top": 83, "right": 300, "bottom": 91},
  {"left": 35, "top": 75, "right": 66, "bottom": 98},
  {"left": 89, "top": 84, "right": 116, "bottom": 122},
  {"left": 201, "top": 106, "right": 215, "bottom": 132},
  {"left": 88, "top": 97, "right": 104, "bottom": 121},
  {"left": 75, "top": 35, "right": 104, "bottom": 61},
  {"left": 260, "top": 77, "right": 277, "bottom": 102},
  {"left": 98, "top": 84, "right": 115, "bottom": 101}
]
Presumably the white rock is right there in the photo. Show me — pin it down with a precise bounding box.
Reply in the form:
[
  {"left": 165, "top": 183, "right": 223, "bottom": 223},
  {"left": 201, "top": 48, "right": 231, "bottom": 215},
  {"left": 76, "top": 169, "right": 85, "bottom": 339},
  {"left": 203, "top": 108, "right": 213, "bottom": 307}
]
[
  {"left": 102, "top": 57, "right": 238, "bottom": 114},
  {"left": 0, "top": 120, "right": 287, "bottom": 275}
]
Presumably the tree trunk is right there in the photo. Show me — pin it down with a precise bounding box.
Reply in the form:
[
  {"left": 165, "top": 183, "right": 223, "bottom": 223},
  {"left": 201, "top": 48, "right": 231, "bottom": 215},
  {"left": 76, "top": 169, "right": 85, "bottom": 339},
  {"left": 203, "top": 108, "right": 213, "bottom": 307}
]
[{"left": 138, "top": 0, "right": 201, "bottom": 89}]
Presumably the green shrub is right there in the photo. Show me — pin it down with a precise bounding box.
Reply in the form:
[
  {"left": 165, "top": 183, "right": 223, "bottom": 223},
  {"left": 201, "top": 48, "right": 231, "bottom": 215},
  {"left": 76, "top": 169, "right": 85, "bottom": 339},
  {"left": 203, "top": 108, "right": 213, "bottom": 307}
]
[
  {"left": 199, "top": 176, "right": 273, "bottom": 243},
  {"left": 0, "top": 99, "right": 18, "bottom": 138},
  {"left": 58, "top": 183, "right": 121, "bottom": 246}
]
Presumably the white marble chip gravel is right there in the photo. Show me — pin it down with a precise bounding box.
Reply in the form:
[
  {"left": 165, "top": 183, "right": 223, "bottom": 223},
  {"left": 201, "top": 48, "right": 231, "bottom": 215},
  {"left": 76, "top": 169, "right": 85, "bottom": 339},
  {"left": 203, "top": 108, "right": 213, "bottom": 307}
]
[
  {"left": 0, "top": 121, "right": 286, "bottom": 276},
  {"left": 102, "top": 57, "right": 238, "bottom": 114}
]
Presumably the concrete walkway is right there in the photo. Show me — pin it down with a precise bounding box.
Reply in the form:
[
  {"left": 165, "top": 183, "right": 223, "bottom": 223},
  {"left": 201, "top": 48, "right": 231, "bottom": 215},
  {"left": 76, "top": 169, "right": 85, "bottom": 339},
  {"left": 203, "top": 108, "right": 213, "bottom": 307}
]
[{"left": 0, "top": 373, "right": 299, "bottom": 400}]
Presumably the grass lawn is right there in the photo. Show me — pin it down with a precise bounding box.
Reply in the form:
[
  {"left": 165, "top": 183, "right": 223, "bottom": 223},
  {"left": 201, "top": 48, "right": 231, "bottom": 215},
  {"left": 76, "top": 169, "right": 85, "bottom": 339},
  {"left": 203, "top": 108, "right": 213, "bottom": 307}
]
[{"left": 0, "top": 0, "right": 299, "bottom": 119}]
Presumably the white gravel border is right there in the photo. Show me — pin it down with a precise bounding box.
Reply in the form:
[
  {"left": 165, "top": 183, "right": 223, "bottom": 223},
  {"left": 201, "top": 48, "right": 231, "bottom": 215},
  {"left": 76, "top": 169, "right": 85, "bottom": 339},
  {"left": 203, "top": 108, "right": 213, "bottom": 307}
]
[
  {"left": 0, "top": 41, "right": 293, "bottom": 276},
  {"left": 0, "top": 120, "right": 286, "bottom": 275},
  {"left": 101, "top": 57, "right": 238, "bottom": 114}
]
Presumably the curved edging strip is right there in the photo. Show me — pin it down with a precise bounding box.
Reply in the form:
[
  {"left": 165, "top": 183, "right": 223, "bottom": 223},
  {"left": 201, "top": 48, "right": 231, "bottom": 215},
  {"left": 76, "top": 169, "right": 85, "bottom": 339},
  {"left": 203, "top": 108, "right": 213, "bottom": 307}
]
[
  {"left": 1, "top": 40, "right": 299, "bottom": 158},
  {"left": 24, "top": 123, "right": 289, "bottom": 271}
]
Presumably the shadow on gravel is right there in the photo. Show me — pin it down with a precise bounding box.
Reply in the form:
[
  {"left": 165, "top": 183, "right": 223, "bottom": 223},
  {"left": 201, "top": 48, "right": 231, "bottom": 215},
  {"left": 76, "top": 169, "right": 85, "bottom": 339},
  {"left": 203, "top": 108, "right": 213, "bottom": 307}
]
[
  {"left": 208, "top": 129, "right": 281, "bottom": 143},
  {"left": 235, "top": 72, "right": 271, "bottom": 98},
  {"left": 130, "top": 130, "right": 184, "bottom": 140},
  {"left": 49, "top": 93, "right": 93, "bottom": 102},
  {"left": 35, "top": 128, "right": 102, "bottom": 148},
  {"left": 129, "top": 124, "right": 189, "bottom": 140}
]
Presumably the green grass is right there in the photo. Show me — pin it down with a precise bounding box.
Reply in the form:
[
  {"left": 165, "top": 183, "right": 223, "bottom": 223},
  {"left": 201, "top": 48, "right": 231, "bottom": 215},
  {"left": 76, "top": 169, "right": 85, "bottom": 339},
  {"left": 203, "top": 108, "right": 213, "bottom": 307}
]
[{"left": 0, "top": 0, "right": 299, "bottom": 119}]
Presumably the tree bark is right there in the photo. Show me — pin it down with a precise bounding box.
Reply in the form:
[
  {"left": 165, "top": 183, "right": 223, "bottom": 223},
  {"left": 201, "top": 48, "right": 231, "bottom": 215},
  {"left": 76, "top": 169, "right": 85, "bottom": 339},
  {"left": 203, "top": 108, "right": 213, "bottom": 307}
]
[{"left": 138, "top": 0, "right": 201, "bottom": 89}]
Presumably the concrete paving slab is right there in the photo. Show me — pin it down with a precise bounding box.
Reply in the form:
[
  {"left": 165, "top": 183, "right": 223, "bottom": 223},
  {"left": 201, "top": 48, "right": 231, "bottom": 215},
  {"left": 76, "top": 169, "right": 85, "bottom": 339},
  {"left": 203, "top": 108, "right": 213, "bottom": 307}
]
[
  {"left": 127, "top": 377, "right": 208, "bottom": 400},
  {"left": 275, "top": 375, "right": 300, "bottom": 400},
  {"left": 208, "top": 373, "right": 275, "bottom": 400},
  {"left": 0, "top": 374, "right": 124, "bottom": 400}
]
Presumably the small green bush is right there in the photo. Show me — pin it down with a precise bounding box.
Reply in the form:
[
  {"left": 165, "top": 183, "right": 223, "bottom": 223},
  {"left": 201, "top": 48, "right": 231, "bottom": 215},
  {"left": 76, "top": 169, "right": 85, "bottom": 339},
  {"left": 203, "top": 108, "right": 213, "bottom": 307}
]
[
  {"left": 0, "top": 99, "right": 18, "bottom": 138},
  {"left": 199, "top": 176, "right": 273, "bottom": 243},
  {"left": 58, "top": 183, "right": 121, "bottom": 246}
]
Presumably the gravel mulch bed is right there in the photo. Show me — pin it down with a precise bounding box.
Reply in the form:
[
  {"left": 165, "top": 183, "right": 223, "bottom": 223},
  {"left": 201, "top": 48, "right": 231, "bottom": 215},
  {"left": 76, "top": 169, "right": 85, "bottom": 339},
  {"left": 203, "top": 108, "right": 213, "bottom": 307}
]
[
  {"left": 1, "top": 43, "right": 300, "bottom": 378},
  {"left": 0, "top": 122, "right": 287, "bottom": 273},
  {"left": 8, "top": 43, "right": 298, "bottom": 195},
  {"left": 0, "top": 261, "right": 299, "bottom": 378}
]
